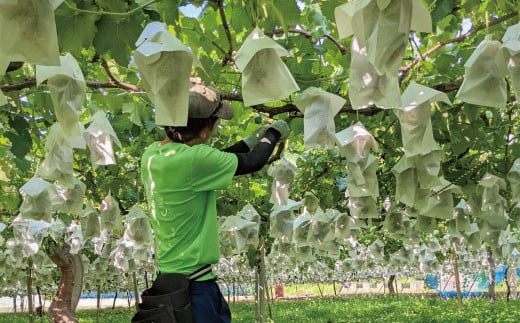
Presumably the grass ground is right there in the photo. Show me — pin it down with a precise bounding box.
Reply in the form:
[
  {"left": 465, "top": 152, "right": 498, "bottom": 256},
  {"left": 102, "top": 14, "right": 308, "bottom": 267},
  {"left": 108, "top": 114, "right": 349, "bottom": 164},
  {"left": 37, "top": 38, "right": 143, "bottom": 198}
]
[{"left": 1, "top": 296, "right": 520, "bottom": 323}]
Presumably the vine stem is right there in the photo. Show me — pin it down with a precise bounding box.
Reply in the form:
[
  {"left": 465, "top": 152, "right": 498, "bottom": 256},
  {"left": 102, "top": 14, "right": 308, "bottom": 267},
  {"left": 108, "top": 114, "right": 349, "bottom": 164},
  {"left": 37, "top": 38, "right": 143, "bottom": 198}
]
[
  {"left": 63, "top": 0, "right": 158, "bottom": 17},
  {"left": 216, "top": 0, "right": 234, "bottom": 65},
  {"left": 401, "top": 11, "right": 519, "bottom": 73}
]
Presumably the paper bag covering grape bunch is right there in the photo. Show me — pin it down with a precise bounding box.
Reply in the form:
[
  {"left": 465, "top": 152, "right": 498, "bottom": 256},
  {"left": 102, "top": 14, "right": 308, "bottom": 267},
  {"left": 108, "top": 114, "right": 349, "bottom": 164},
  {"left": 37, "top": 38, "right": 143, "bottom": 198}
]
[
  {"left": 334, "top": 0, "right": 432, "bottom": 110},
  {"left": 0, "top": 0, "right": 64, "bottom": 105},
  {"left": 392, "top": 82, "right": 456, "bottom": 220},
  {"left": 235, "top": 27, "right": 300, "bottom": 107},
  {"left": 133, "top": 22, "right": 292, "bottom": 323},
  {"left": 335, "top": 122, "right": 379, "bottom": 219}
]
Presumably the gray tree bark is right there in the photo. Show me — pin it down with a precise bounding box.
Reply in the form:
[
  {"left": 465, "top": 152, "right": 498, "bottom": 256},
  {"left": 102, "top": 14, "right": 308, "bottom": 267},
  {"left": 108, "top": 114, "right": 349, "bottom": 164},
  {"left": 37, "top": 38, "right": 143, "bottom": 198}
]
[{"left": 487, "top": 248, "right": 496, "bottom": 302}]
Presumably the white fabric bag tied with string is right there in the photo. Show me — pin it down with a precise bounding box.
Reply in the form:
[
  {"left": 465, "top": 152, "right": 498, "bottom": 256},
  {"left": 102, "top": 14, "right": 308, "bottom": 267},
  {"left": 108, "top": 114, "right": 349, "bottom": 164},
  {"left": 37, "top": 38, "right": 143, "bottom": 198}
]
[
  {"left": 336, "top": 122, "right": 379, "bottom": 218},
  {"left": 36, "top": 53, "right": 86, "bottom": 137},
  {"left": 220, "top": 216, "right": 258, "bottom": 257},
  {"left": 124, "top": 205, "right": 154, "bottom": 248},
  {"left": 333, "top": 211, "right": 362, "bottom": 243},
  {"left": 335, "top": 0, "right": 432, "bottom": 75},
  {"left": 37, "top": 123, "right": 75, "bottom": 188},
  {"left": 507, "top": 158, "right": 520, "bottom": 203},
  {"left": 502, "top": 23, "right": 520, "bottom": 102},
  {"left": 348, "top": 37, "right": 401, "bottom": 110},
  {"left": 335, "top": 121, "right": 378, "bottom": 163},
  {"left": 12, "top": 216, "right": 52, "bottom": 256},
  {"left": 453, "top": 199, "right": 472, "bottom": 232},
  {"left": 456, "top": 38, "right": 508, "bottom": 108},
  {"left": 392, "top": 150, "right": 444, "bottom": 207},
  {"left": 133, "top": 21, "right": 196, "bottom": 126},
  {"left": 291, "top": 209, "right": 312, "bottom": 245},
  {"left": 81, "top": 205, "right": 100, "bottom": 241},
  {"left": 235, "top": 27, "right": 299, "bottom": 107},
  {"left": 307, "top": 208, "right": 336, "bottom": 246},
  {"left": 294, "top": 87, "right": 345, "bottom": 149},
  {"left": 100, "top": 193, "right": 123, "bottom": 233},
  {"left": 269, "top": 199, "right": 302, "bottom": 240},
  {"left": 498, "top": 225, "right": 519, "bottom": 258},
  {"left": 83, "top": 110, "right": 122, "bottom": 169},
  {"left": 19, "top": 177, "right": 53, "bottom": 222},
  {"left": 474, "top": 173, "right": 509, "bottom": 229},
  {"left": 50, "top": 177, "right": 86, "bottom": 215},
  {"left": 268, "top": 158, "right": 299, "bottom": 205},
  {"left": 413, "top": 177, "right": 455, "bottom": 219},
  {"left": 0, "top": 0, "right": 63, "bottom": 66},
  {"left": 394, "top": 82, "right": 451, "bottom": 157}
]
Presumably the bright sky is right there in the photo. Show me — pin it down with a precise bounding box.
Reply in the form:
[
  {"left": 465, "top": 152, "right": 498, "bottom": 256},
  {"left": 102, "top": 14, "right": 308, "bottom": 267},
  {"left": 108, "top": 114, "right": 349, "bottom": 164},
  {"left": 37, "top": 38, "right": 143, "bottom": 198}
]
[{"left": 180, "top": 4, "right": 202, "bottom": 18}]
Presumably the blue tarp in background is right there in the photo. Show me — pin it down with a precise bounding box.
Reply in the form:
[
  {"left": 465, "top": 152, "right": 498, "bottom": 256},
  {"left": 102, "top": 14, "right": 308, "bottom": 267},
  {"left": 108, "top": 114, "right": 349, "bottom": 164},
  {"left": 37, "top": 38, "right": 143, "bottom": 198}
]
[
  {"left": 80, "top": 292, "right": 135, "bottom": 299},
  {"left": 425, "top": 264, "right": 518, "bottom": 298}
]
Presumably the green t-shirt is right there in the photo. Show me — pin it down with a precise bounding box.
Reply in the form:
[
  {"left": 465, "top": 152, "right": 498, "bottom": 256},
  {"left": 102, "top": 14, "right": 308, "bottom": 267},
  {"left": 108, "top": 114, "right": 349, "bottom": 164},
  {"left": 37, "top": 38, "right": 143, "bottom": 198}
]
[{"left": 141, "top": 141, "right": 238, "bottom": 279}]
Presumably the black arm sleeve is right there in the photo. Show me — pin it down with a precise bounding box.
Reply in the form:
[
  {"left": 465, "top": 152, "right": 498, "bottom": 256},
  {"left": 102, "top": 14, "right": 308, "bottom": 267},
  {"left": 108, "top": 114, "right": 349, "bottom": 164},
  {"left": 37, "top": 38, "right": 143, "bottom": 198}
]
[
  {"left": 222, "top": 140, "right": 250, "bottom": 154},
  {"left": 233, "top": 128, "right": 281, "bottom": 176}
]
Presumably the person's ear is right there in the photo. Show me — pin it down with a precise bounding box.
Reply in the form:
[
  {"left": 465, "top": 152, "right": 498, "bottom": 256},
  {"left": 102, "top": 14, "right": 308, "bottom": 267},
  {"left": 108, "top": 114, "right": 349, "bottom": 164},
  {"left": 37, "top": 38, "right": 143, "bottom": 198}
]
[{"left": 200, "top": 127, "right": 210, "bottom": 141}]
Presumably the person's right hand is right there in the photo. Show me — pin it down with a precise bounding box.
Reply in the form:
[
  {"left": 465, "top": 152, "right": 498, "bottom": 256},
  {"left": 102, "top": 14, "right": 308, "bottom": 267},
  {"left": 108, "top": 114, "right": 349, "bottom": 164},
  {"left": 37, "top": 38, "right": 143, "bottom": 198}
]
[{"left": 269, "top": 120, "right": 290, "bottom": 140}]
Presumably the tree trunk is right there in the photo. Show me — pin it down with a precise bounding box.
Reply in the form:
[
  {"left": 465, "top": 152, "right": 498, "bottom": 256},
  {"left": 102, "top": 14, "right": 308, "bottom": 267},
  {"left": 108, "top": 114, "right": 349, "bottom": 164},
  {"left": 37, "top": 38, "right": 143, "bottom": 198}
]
[
  {"left": 487, "top": 248, "right": 496, "bottom": 302},
  {"left": 452, "top": 247, "right": 463, "bottom": 311},
  {"left": 132, "top": 272, "right": 139, "bottom": 310},
  {"left": 46, "top": 244, "right": 84, "bottom": 323},
  {"left": 27, "top": 260, "right": 34, "bottom": 323},
  {"left": 506, "top": 264, "right": 518, "bottom": 301},
  {"left": 505, "top": 266, "right": 511, "bottom": 301},
  {"left": 257, "top": 245, "right": 266, "bottom": 323},
  {"left": 388, "top": 275, "right": 396, "bottom": 294},
  {"left": 36, "top": 286, "right": 43, "bottom": 317}
]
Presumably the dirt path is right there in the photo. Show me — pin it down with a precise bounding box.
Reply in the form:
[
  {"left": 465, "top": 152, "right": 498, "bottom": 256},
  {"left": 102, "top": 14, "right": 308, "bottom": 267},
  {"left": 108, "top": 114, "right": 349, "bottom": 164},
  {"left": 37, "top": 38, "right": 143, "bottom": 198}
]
[{"left": 0, "top": 296, "right": 135, "bottom": 313}]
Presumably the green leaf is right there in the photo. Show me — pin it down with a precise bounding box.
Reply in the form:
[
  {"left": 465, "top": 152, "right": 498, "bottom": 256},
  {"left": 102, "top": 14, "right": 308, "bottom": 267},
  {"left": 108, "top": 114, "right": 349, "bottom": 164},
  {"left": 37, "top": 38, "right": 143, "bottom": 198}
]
[
  {"left": 94, "top": 0, "right": 128, "bottom": 12},
  {"left": 5, "top": 131, "right": 32, "bottom": 159},
  {"left": 122, "top": 102, "right": 143, "bottom": 127},
  {"left": 55, "top": 3, "right": 99, "bottom": 55},
  {"left": 510, "top": 143, "right": 520, "bottom": 160},
  {"left": 14, "top": 158, "right": 31, "bottom": 173},
  {"left": 57, "top": 212, "right": 73, "bottom": 226},
  {"left": 249, "top": 181, "right": 267, "bottom": 198},
  {"left": 6, "top": 116, "right": 32, "bottom": 159},
  {"left": 144, "top": 120, "right": 156, "bottom": 132},
  {"left": 154, "top": 0, "right": 181, "bottom": 26},
  {"left": 93, "top": 13, "right": 144, "bottom": 66},
  {"left": 289, "top": 118, "right": 304, "bottom": 136},
  {"left": 111, "top": 114, "right": 134, "bottom": 135},
  {"left": 430, "top": 0, "right": 455, "bottom": 26},
  {"left": 259, "top": 0, "right": 301, "bottom": 30}
]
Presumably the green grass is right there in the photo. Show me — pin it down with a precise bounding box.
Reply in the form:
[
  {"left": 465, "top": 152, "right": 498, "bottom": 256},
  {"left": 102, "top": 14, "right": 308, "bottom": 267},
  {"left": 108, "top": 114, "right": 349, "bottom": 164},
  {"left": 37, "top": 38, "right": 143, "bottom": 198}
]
[{"left": 1, "top": 297, "right": 520, "bottom": 322}]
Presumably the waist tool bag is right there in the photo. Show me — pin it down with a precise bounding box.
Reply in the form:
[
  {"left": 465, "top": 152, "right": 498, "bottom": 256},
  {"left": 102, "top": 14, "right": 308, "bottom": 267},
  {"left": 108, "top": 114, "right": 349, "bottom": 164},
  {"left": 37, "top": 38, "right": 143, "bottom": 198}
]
[{"left": 131, "top": 264, "right": 212, "bottom": 323}]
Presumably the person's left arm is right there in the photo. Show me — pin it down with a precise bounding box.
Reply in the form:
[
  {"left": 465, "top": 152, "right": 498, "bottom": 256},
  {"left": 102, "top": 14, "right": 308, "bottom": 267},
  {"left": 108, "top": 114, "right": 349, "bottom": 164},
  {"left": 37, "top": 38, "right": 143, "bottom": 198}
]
[
  {"left": 222, "top": 125, "right": 269, "bottom": 154},
  {"left": 222, "top": 141, "right": 250, "bottom": 154}
]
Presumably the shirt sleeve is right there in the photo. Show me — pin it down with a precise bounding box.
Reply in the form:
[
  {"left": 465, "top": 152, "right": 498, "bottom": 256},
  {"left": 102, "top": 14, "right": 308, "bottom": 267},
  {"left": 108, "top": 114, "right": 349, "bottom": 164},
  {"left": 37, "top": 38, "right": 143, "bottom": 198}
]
[
  {"left": 233, "top": 128, "right": 281, "bottom": 175},
  {"left": 190, "top": 145, "right": 238, "bottom": 192},
  {"left": 223, "top": 140, "right": 250, "bottom": 153}
]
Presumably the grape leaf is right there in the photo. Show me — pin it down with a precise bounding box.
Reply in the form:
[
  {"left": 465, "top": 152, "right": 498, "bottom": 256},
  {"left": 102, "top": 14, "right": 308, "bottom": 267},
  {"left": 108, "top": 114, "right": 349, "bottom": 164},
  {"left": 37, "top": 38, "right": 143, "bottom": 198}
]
[
  {"left": 55, "top": 3, "right": 99, "bottom": 55},
  {"left": 93, "top": 13, "right": 145, "bottom": 66},
  {"left": 5, "top": 131, "right": 31, "bottom": 159},
  {"left": 431, "top": 0, "right": 456, "bottom": 26},
  {"left": 154, "top": 0, "right": 180, "bottom": 26}
]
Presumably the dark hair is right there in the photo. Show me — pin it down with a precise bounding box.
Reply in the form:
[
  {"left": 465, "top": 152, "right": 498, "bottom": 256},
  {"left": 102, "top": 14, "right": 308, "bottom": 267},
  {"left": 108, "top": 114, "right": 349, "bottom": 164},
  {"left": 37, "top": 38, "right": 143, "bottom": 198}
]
[{"left": 164, "top": 117, "right": 218, "bottom": 143}]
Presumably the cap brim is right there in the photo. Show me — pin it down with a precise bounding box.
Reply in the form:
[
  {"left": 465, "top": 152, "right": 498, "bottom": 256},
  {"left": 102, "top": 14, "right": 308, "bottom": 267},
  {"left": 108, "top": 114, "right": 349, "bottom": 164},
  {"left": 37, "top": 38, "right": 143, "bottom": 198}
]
[{"left": 214, "top": 102, "right": 233, "bottom": 120}]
